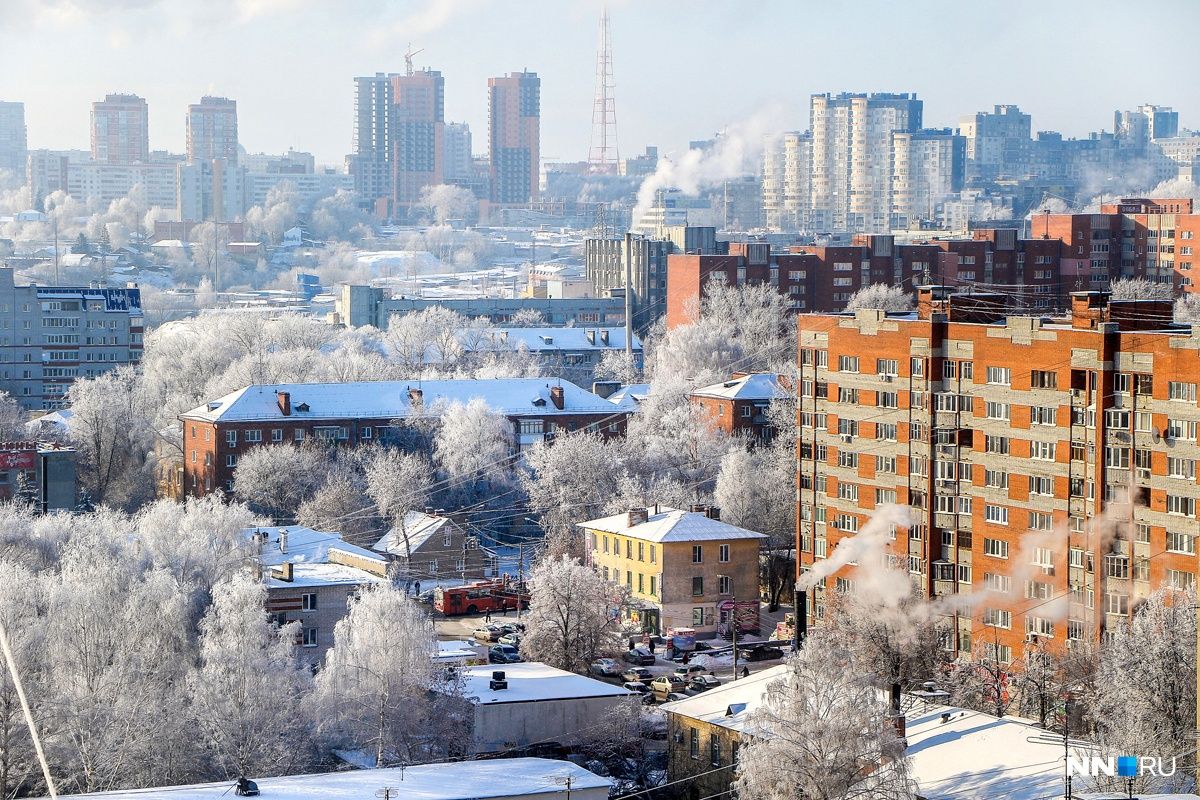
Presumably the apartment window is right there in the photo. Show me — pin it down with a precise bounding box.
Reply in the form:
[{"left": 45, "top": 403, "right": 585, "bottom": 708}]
[
  {"left": 1135, "top": 523, "right": 1150, "bottom": 544},
  {"left": 1167, "top": 569, "right": 1195, "bottom": 590},
  {"left": 692, "top": 545, "right": 703, "bottom": 563},
  {"left": 877, "top": 391, "right": 898, "bottom": 409},
  {"left": 444, "top": 530, "right": 454, "bottom": 547},
  {"left": 1167, "top": 530, "right": 1196, "bottom": 554},
  {"left": 876, "top": 455, "right": 897, "bottom": 474},
  {"left": 301, "top": 593, "right": 318, "bottom": 611},
  {"left": 910, "top": 357, "right": 924, "bottom": 378},
  {"left": 982, "top": 643, "right": 1012, "bottom": 664},
  {"left": 1031, "top": 441, "right": 1055, "bottom": 460},
  {"left": 876, "top": 423, "right": 897, "bottom": 441},
  {"left": 985, "top": 435, "right": 1009, "bottom": 455},
  {"left": 1104, "top": 593, "right": 1129, "bottom": 616},
  {"left": 428, "top": 560, "right": 439, "bottom": 575},
  {"left": 244, "top": 430, "right": 262, "bottom": 443},
  {"left": 602, "top": 535, "right": 609, "bottom": 554},
  {"left": 1026, "top": 617, "right": 1055, "bottom": 638},
  {"left": 1030, "top": 370, "right": 1057, "bottom": 390},
  {"left": 983, "top": 608, "right": 1012, "bottom": 629},
  {"left": 942, "top": 361, "right": 957, "bottom": 380},
  {"left": 834, "top": 514, "right": 859, "bottom": 532},
  {"left": 271, "top": 429, "right": 283, "bottom": 442},
  {"left": 226, "top": 430, "right": 237, "bottom": 446},
  {"left": 637, "top": 573, "right": 644, "bottom": 593},
  {"left": 637, "top": 541, "right": 645, "bottom": 561},
  {"left": 302, "top": 628, "right": 318, "bottom": 647},
  {"left": 839, "top": 387, "right": 859, "bottom": 404},
  {"left": 907, "top": 455, "right": 926, "bottom": 476},
  {"left": 1104, "top": 554, "right": 1129, "bottom": 580},
  {"left": 1031, "top": 406, "right": 1057, "bottom": 426},
  {"left": 626, "top": 540, "right": 633, "bottom": 559},
  {"left": 650, "top": 545, "right": 656, "bottom": 563},
  {"left": 204, "top": 453, "right": 212, "bottom": 466},
  {"left": 985, "top": 402, "right": 1011, "bottom": 421},
  {"left": 835, "top": 577, "right": 855, "bottom": 595},
  {"left": 626, "top": 571, "right": 633, "bottom": 589},
  {"left": 1166, "top": 419, "right": 1198, "bottom": 441},
  {"left": 294, "top": 429, "right": 305, "bottom": 441},
  {"left": 1025, "top": 581, "right": 1052, "bottom": 600},
  {"left": 1030, "top": 476, "right": 1054, "bottom": 496},
  {"left": 1166, "top": 495, "right": 1196, "bottom": 518},
  {"left": 690, "top": 727, "right": 700, "bottom": 759},
  {"left": 649, "top": 575, "right": 657, "bottom": 596},
  {"left": 360, "top": 427, "right": 373, "bottom": 439},
  {"left": 876, "top": 488, "right": 897, "bottom": 504},
  {"left": 986, "top": 366, "right": 1011, "bottom": 385},
  {"left": 225, "top": 455, "right": 237, "bottom": 468},
  {"left": 1104, "top": 446, "right": 1130, "bottom": 469},
  {"left": 1031, "top": 548, "right": 1054, "bottom": 568},
  {"left": 718, "top": 575, "right": 731, "bottom": 596},
  {"left": 877, "top": 358, "right": 898, "bottom": 376},
  {"left": 1169, "top": 381, "right": 1197, "bottom": 402},
  {"left": 1106, "top": 409, "right": 1130, "bottom": 430},
  {"left": 984, "top": 469, "right": 1008, "bottom": 489},
  {"left": 190, "top": 450, "right": 196, "bottom": 463},
  {"left": 692, "top": 577, "right": 704, "bottom": 596},
  {"left": 838, "top": 355, "right": 859, "bottom": 373},
  {"left": 719, "top": 544, "right": 730, "bottom": 563},
  {"left": 838, "top": 418, "right": 859, "bottom": 437},
  {"left": 1168, "top": 457, "right": 1196, "bottom": 479},
  {"left": 984, "top": 573, "right": 1012, "bottom": 593},
  {"left": 984, "top": 536, "right": 1009, "bottom": 556},
  {"left": 837, "top": 483, "right": 858, "bottom": 501},
  {"left": 838, "top": 451, "right": 859, "bottom": 468}
]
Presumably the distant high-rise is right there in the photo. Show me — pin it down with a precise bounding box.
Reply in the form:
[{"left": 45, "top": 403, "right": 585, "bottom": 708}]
[
  {"left": 0, "top": 102, "right": 27, "bottom": 182},
  {"left": 91, "top": 93, "right": 149, "bottom": 165},
  {"left": 489, "top": 71, "right": 540, "bottom": 204},
  {"left": 391, "top": 69, "right": 445, "bottom": 210},
  {"left": 958, "top": 104, "right": 1032, "bottom": 182},
  {"left": 350, "top": 73, "right": 399, "bottom": 204},
  {"left": 443, "top": 121, "right": 473, "bottom": 183},
  {"left": 809, "top": 92, "right": 921, "bottom": 233},
  {"left": 187, "top": 96, "right": 239, "bottom": 165},
  {"left": 890, "top": 128, "right": 965, "bottom": 228},
  {"left": 1114, "top": 104, "right": 1180, "bottom": 157}
]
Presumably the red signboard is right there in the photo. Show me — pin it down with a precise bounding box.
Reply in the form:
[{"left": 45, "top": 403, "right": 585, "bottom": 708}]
[{"left": 0, "top": 451, "right": 35, "bottom": 470}]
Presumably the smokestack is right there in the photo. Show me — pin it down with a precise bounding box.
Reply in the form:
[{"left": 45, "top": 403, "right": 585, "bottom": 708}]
[
  {"left": 549, "top": 385, "right": 564, "bottom": 410},
  {"left": 279, "top": 530, "right": 288, "bottom": 553},
  {"left": 277, "top": 391, "right": 291, "bottom": 416}
]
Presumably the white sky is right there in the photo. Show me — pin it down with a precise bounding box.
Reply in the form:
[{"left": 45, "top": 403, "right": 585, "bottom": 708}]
[{"left": 1, "top": 0, "right": 1197, "bottom": 167}]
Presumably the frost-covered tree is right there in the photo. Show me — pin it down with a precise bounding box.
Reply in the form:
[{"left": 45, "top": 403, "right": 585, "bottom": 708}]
[
  {"left": 520, "top": 555, "right": 626, "bottom": 674},
  {"left": 363, "top": 448, "right": 434, "bottom": 565},
  {"left": 1175, "top": 292, "right": 1200, "bottom": 325},
  {"left": 417, "top": 184, "right": 478, "bottom": 225},
  {"left": 1109, "top": 277, "right": 1174, "bottom": 301},
  {"left": 188, "top": 573, "right": 314, "bottom": 781},
  {"left": 308, "top": 189, "right": 376, "bottom": 242},
  {"left": 508, "top": 308, "right": 547, "bottom": 328},
  {"left": 0, "top": 391, "right": 26, "bottom": 442},
  {"left": 297, "top": 473, "right": 382, "bottom": 545},
  {"left": 945, "top": 628, "right": 1015, "bottom": 718},
  {"left": 66, "top": 366, "right": 157, "bottom": 509},
  {"left": 314, "top": 583, "right": 467, "bottom": 765},
  {"left": 384, "top": 306, "right": 466, "bottom": 373},
  {"left": 521, "top": 431, "right": 623, "bottom": 558},
  {"left": 0, "top": 561, "right": 46, "bottom": 798},
  {"left": 232, "top": 443, "right": 330, "bottom": 522},
  {"left": 845, "top": 283, "right": 916, "bottom": 313},
  {"left": 244, "top": 180, "right": 299, "bottom": 245},
  {"left": 433, "top": 398, "right": 514, "bottom": 500},
  {"left": 1091, "top": 587, "right": 1196, "bottom": 793},
  {"left": 734, "top": 639, "right": 915, "bottom": 800}
]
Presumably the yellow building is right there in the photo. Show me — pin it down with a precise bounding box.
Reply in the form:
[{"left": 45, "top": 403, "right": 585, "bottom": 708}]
[{"left": 579, "top": 506, "right": 766, "bottom": 637}]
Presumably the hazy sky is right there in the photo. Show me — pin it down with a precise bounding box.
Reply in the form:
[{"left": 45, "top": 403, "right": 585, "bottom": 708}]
[{"left": 1, "top": 0, "right": 1197, "bottom": 166}]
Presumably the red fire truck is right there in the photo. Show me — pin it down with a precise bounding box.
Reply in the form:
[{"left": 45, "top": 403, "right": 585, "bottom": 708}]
[{"left": 434, "top": 579, "right": 530, "bottom": 616}]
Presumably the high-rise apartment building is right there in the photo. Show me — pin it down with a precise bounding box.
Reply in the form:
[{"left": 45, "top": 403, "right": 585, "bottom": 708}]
[
  {"left": 91, "top": 94, "right": 150, "bottom": 165},
  {"left": 349, "top": 73, "right": 398, "bottom": 205},
  {"left": 891, "top": 128, "right": 965, "bottom": 228},
  {"left": 488, "top": 71, "right": 540, "bottom": 205},
  {"left": 798, "top": 289, "right": 1200, "bottom": 662},
  {"left": 178, "top": 158, "right": 246, "bottom": 222},
  {"left": 809, "top": 93, "right": 921, "bottom": 233},
  {"left": 958, "top": 105, "right": 1033, "bottom": 183},
  {"left": 0, "top": 102, "right": 27, "bottom": 182},
  {"left": 187, "top": 96, "right": 239, "bottom": 165},
  {"left": 391, "top": 70, "right": 445, "bottom": 210},
  {"left": 443, "top": 121, "right": 473, "bottom": 183}
]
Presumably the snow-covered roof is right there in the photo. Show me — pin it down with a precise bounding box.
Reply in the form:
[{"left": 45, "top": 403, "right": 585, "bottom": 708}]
[
  {"left": 243, "top": 525, "right": 383, "bottom": 569},
  {"left": 373, "top": 511, "right": 458, "bottom": 555},
  {"left": 265, "top": 562, "right": 387, "bottom": 589},
  {"left": 462, "top": 662, "right": 637, "bottom": 705},
  {"left": 692, "top": 373, "right": 786, "bottom": 401},
  {"left": 906, "top": 704, "right": 1085, "bottom": 800},
  {"left": 180, "top": 379, "right": 623, "bottom": 423},
  {"left": 606, "top": 383, "right": 652, "bottom": 411},
  {"left": 658, "top": 665, "right": 785, "bottom": 732},
  {"left": 36, "top": 757, "right": 611, "bottom": 799},
  {"left": 471, "top": 327, "right": 642, "bottom": 353},
  {"left": 577, "top": 507, "right": 768, "bottom": 543}
]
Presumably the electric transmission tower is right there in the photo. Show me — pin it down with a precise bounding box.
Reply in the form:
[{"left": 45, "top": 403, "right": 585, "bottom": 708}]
[{"left": 587, "top": 7, "right": 619, "bottom": 175}]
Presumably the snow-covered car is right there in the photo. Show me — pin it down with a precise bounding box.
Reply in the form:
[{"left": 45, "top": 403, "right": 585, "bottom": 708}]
[
  {"left": 674, "top": 664, "right": 707, "bottom": 679},
  {"left": 623, "top": 681, "right": 655, "bottom": 705},
  {"left": 622, "top": 648, "right": 655, "bottom": 666},
  {"left": 621, "top": 666, "right": 652, "bottom": 684},
  {"left": 488, "top": 644, "right": 522, "bottom": 664},
  {"left": 686, "top": 675, "right": 722, "bottom": 694},
  {"left": 498, "top": 632, "right": 522, "bottom": 647},
  {"left": 650, "top": 675, "right": 687, "bottom": 701},
  {"left": 590, "top": 658, "right": 622, "bottom": 677},
  {"left": 665, "top": 692, "right": 689, "bottom": 702}
]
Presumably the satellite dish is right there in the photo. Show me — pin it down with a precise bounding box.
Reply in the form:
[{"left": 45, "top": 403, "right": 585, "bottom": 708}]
[{"left": 1152, "top": 427, "right": 1162, "bottom": 443}]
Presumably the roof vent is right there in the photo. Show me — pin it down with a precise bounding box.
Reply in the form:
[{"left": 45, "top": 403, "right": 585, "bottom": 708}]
[
  {"left": 208, "top": 401, "right": 222, "bottom": 411},
  {"left": 726, "top": 703, "right": 747, "bottom": 717},
  {"left": 490, "top": 670, "right": 508, "bottom": 690}
]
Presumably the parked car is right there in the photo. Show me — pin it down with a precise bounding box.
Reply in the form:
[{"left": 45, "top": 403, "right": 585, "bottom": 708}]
[
  {"left": 590, "top": 658, "right": 622, "bottom": 677},
  {"left": 686, "top": 675, "right": 722, "bottom": 694},
  {"left": 473, "top": 625, "right": 502, "bottom": 642},
  {"left": 650, "top": 675, "right": 687, "bottom": 701},
  {"left": 498, "top": 632, "right": 522, "bottom": 647},
  {"left": 623, "top": 681, "right": 655, "bottom": 705},
  {"left": 665, "top": 692, "right": 689, "bottom": 702},
  {"left": 621, "top": 666, "right": 653, "bottom": 684},
  {"left": 488, "top": 644, "right": 522, "bottom": 664},
  {"left": 738, "top": 645, "right": 784, "bottom": 662},
  {"left": 674, "top": 664, "right": 707, "bottom": 679},
  {"left": 498, "top": 622, "right": 525, "bottom": 635},
  {"left": 622, "top": 648, "right": 655, "bottom": 666}
]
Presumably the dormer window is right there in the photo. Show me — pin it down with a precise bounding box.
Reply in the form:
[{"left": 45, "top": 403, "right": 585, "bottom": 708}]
[{"left": 295, "top": 402, "right": 310, "bottom": 412}]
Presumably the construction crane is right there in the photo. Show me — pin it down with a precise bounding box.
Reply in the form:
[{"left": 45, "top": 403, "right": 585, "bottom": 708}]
[{"left": 404, "top": 45, "right": 424, "bottom": 77}]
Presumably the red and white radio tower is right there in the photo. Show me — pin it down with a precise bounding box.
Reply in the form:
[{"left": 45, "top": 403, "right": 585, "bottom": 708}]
[{"left": 587, "top": 7, "right": 619, "bottom": 174}]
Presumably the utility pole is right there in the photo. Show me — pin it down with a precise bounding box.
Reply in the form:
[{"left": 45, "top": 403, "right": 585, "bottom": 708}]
[
  {"left": 623, "top": 232, "right": 632, "bottom": 360},
  {"left": 551, "top": 774, "right": 576, "bottom": 798},
  {"left": 516, "top": 542, "right": 524, "bottom": 621}
]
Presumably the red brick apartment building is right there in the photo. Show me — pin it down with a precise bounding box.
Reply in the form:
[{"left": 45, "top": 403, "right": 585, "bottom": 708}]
[
  {"left": 689, "top": 373, "right": 789, "bottom": 444},
  {"left": 175, "top": 379, "right": 628, "bottom": 498},
  {"left": 1040, "top": 197, "right": 1200, "bottom": 293},
  {"left": 666, "top": 232, "right": 1064, "bottom": 327},
  {"left": 797, "top": 288, "right": 1200, "bottom": 663}
]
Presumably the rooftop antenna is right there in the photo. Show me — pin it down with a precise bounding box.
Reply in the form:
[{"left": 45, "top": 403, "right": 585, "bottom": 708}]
[
  {"left": 587, "top": 7, "right": 619, "bottom": 175},
  {"left": 404, "top": 44, "right": 424, "bottom": 77}
]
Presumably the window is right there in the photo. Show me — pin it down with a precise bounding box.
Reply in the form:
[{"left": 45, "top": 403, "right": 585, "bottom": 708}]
[
  {"left": 835, "top": 577, "right": 856, "bottom": 594},
  {"left": 984, "top": 573, "right": 1011, "bottom": 593},
  {"left": 302, "top": 628, "right": 318, "bottom": 647},
  {"left": 692, "top": 607, "right": 704, "bottom": 626},
  {"left": 834, "top": 514, "right": 859, "bottom": 532},
  {"left": 1166, "top": 495, "right": 1196, "bottom": 517},
  {"left": 271, "top": 429, "right": 283, "bottom": 442},
  {"left": 1104, "top": 593, "right": 1129, "bottom": 616},
  {"left": 877, "top": 391, "right": 898, "bottom": 409},
  {"left": 837, "top": 483, "right": 858, "bottom": 501},
  {"left": 838, "top": 451, "right": 859, "bottom": 468},
  {"left": 1135, "top": 524, "right": 1150, "bottom": 544},
  {"left": 1026, "top": 617, "right": 1055, "bottom": 638},
  {"left": 839, "top": 387, "right": 859, "bottom": 404},
  {"left": 838, "top": 355, "right": 859, "bottom": 373},
  {"left": 1105, "top": 409, "right": 1130, "bottom": 429},
  {"left": 1031, "top": 441, "right": 1055, "bottom": 461},
  {"left": 294, "top": 429, "right": 305, "bottom": 441},
  {"left": 1167, "top": 530, "right": 1196, "bottom": 554},
  {"left": 244, "top": 430, "right": 262, "bottom": 443},
  {"left": 877, "top": 358, "right": 898, "bottom": 376},
  {"left": 719, "top": 544, "right": 730, "bottom": 563},
  {"left": 985, "top": 435, "right": 1009, "bottom": 455},
  {"left": 986, "top": 366, "right": 1011, "bottom": 385},
  {"left": 876, "top": 455, "right": 897, "bottom": 474},
  {"left": 1031, "top": 406, "right": 1057, "bottom": 426},
  {"left": 301, "top": 593, "right": 318, "bottom": 611},
  {"left": 942, "top": 361, "right": 957, "bottom": 380},
  {"left": 445, "top": 530, "right": 454, "bottom": 547},
  {"left": 650, "top": 545, "right": 656, "bottom": 563},
  {"left": 1104, "top": 446, "right": 1130, "bottom": 469},
  {"left": 1030, "top": 476, "right": 1054, "bottom": 496},
  {"left": 1168, "top": 458, "right": 1196, "bottom": 479},
  {"left": 1025, "top": 581, "right": 1052, "bottom": 600},
  {"left": 626, "top": 540, "right": 633, "bottom": 559},
  {"left": 876, "top": 423, "right": 897, "bottom": 441},
  {"left": 650, "top": 575, "right": 657, "bottom": 596},
  {"left": 710, "top": 734, "right": 721, "bottom": 766},
  {"left": 876, "top": 488, "right": 897, "bottom": 504},
  {"left": 1030, "top": 370, "right": 1057, "bottom": 389},
  {"left": 1166, "top": 419, "right": 1198, "bottom": 441},
  {"left": 983, "top": 608, "right": 1012, "bottom": 629},
  {"left": 838, "top": 418, "right": 859, "bottom": 437},
  {"left": 225, "top": 455, "right": 237, "bottom": 468},
  {"left": 984, "top": 469, "right": 1008, "bottom": 489},
  {"left": 985, "top": 402, "right": 1010, "bottom": 421},
  {"left": 692, "top": 545, "right": 703, "bottom": 564},
  {"left": 1168, "top": 381, "right": 1197, "bottom": 402},
  {"left": 602, "top": 535, "right": 609, "bottom": 554},
  {"left": 911, "top": 357, "right": 925, "bottom": 377},
  {"left": 984, "top": 536, "right": 1009, "bottom": 557},
  {"left": 1167, "top": 569, "right": 1195, "bottom": 590},
  {"left": 428, "top": 560, "right": 439, "bottom": 575},
  {"left": 1104, "top": 554, "right": 1129, "bottom": 580},
  {"left": 692, "top": 577, "right": 704, "bottom": 596},
  {"left": 718, "top": 575, "right": 731, "bottom": 595},
  {"left": 637, "top": 573, "right": 644, "bottom": 593},
  {"left": 360, "top": 427, "right": 373, "bottom": 439},
  {"left": 690, "top": 727, "right": 700, "bottom": 759},
  {"left": 638, "top": 541, "right": 645, "bottom": 561},
  {"left": 226, "top": 430, "right": 237, "bottom": 446}
]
